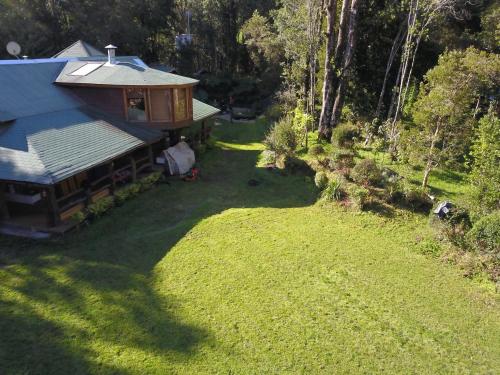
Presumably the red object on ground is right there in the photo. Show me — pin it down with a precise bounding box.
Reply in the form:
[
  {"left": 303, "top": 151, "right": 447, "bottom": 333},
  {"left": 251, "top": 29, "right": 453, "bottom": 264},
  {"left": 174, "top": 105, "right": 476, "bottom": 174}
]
[{"left": 183, "top": 167, "right": 199, "bottom": 182}]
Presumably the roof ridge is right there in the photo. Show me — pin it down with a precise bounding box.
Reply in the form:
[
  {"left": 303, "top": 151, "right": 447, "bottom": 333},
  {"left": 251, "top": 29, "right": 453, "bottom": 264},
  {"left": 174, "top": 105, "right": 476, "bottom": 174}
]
[
  {"left": 24, "top": 130, "right": 56, "bottom": 184},
  {"left": 52, "top": 40, "right": 81, "bottom": 58},
  {"left": 81, "top": 41, "right": 91, "bottom": 56}
]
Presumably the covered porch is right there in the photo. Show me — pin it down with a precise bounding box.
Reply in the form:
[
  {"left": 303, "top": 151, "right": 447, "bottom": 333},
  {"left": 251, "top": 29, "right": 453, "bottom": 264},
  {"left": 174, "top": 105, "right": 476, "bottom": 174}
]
[{"left": 0, "top": 143, "right": 163, "bottom": 235}]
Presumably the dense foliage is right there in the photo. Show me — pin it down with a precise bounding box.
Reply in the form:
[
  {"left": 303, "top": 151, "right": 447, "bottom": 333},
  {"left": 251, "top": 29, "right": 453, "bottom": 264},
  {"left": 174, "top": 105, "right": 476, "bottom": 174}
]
[
  {"left": 467, "top": 211, "right": 500, "bottom": 256},
  {"left": 469, "top": 105, "right": 500, "bottom": 213}
]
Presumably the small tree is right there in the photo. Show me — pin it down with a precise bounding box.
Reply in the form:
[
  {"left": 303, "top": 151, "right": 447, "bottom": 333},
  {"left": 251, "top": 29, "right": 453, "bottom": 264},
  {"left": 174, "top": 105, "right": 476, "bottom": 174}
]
[
  {"left": 402, "top": 48, "right": 500, "bottom": 188},
  {"left": 264, "top": 115, "right": 299, "bottom": 157},
  {"left": 469, "top": 105, "right": 500, "bottom": 213}
]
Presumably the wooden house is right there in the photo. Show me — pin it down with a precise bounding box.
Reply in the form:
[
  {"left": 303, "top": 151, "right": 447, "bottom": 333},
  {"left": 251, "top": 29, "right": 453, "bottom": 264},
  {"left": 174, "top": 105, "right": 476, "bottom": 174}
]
[{"left": 0, "top": 42, "right": 219, "bottom": 235}]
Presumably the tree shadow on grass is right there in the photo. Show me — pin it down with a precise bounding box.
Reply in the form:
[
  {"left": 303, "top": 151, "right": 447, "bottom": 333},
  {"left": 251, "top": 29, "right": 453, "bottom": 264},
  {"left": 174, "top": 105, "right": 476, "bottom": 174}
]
[
  {"left": 364, "top": 201, "right": 396, "bottom": 218},
  {"left": 0, "top": 120, "right": 317, "bottom": 374},
  {"left": 0, "top": 256, "right": 211, "bottom": 374}
]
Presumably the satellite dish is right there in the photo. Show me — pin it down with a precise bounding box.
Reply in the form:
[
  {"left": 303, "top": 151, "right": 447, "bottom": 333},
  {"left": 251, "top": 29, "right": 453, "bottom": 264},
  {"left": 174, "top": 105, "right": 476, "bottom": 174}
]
[{"left": 6, "top": 41, "right": 21, "bottom": 58}]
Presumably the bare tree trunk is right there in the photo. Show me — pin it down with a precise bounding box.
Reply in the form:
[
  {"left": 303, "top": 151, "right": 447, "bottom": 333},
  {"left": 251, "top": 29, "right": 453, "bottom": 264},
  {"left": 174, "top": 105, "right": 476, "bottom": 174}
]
[
  {"left": 391, "top": 0, "right": 418, "bottom": 125},
  {"left": 375, "top": 21, "right": 406, "bottom": 120},
  {"left": 400, "top": 29, "right": 424, "bottom": 116},
  {"left": 307, "top": 0, "right": 325, "bottom": 118},
  {"left": 387, "top": 58, "right": 403, "bottom": 123},
  {"left": 318, "top": 0, "right": 338, "bottom": 140},
  {"left": 330, "top": 0, "right": 359, "bottom": 128},
  {"left": 422, "top": 120, "right": 441, "bottom": 188}
]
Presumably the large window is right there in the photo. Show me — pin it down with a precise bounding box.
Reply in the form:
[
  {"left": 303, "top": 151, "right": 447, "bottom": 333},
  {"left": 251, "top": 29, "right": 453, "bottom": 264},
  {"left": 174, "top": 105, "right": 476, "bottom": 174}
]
[
  {"left": 173, "top": 88, "right": 188, "bottom": 121},
  {"left": 150, "top": 89, "right": 172, "bottom": 122},
  {"left": 126, "top": 88, "right": 147, "bottom": 121}
]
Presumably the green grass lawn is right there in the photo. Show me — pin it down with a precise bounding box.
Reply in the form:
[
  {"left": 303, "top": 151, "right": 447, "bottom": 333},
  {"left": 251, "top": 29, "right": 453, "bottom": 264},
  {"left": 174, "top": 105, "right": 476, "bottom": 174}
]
[{"left": 0, "top": 119, "right": 498, "bottom": 374}]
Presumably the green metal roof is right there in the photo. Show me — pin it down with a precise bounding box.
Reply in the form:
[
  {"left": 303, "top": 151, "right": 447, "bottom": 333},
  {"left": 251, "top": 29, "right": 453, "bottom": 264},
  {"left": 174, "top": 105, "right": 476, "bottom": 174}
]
[
  {"left": 52, "top": 40, "right": 105, "bottom": 58},
  {"left": 0, "top": 58, "right": 215, "bottom": 185},
  {"left": 0, "top": 111, "right": 16, "bottom": 123},
  {"left": 0, "top": 62, "right": 81, "bottom": 119},
  {"left": 0, "top": 108, "right": 162, "bottom": 185},
  {"left": 193, "top": 99, "right": 220, "bottom": 122},
  {"left": 0, "top": 61, "right": 163, "bottom": 185},
  {"left": 56, "top": 60, "right": 199, "bottom": 87}
]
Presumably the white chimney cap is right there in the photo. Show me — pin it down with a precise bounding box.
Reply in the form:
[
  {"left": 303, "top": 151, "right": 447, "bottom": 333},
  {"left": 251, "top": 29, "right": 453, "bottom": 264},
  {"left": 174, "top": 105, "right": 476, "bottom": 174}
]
[{"left": 105, "top": 44, "right": 117, "bottom": 49}]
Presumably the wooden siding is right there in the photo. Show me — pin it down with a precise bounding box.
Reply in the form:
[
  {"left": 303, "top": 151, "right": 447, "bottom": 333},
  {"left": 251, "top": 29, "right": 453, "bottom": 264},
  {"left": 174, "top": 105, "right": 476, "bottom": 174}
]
[{"left": 68, "top": 87, "right": 125, "bottom": 117}]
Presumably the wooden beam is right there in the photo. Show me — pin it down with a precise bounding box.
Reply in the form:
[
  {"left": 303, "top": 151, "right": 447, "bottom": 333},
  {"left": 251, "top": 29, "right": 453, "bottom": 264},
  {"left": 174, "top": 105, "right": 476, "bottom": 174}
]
[
  {"left": 147, "top": 89, "right": 153, "bottom": 122},
  {"left": 201, "top": 120, "right": 206, "bottom": 143},
  {"left": 130, "top": 157, "right": 137, "bottom": 182},
  {"left": 122, "top": 88, "right": 128, "bottom": 120},
  {"left": 47, "top": 186, "right": 62, "bottom": 226},
  {"left": 148, "top": 145, "right": 154, "bottom": 165},
  {"left": 0, "top": 183, "right": 10, "bottom": 220},
  {"left": 109, "top": 162, "right": 116, "bottom": 193}
]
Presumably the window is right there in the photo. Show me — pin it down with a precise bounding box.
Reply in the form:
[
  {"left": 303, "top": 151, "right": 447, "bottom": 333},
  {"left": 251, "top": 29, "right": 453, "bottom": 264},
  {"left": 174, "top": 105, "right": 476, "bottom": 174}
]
[
  {"left": 150, "top": 89, "right": 172, "bottom": 122},
  {"left": 69, "top": 63, "right": 103, "bottom": 76},
  {"left": 126, "top": 88, "right": 147, "bottom": 121},
  {"left": 173, "top": 88, "right": 188, "bottom": 121}
]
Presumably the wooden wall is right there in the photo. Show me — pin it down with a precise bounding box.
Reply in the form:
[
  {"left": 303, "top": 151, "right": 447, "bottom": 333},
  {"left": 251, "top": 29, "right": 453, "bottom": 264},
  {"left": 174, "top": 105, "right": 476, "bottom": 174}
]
[{"left": 68, "top": 87, "right": 124, "bottom": 118}]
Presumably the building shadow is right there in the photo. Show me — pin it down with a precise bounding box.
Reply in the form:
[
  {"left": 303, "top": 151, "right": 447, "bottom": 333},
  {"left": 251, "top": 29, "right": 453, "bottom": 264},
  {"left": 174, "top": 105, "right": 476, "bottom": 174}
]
[{"left": 0, "top": 120, "right": 317, "bottom": 373}]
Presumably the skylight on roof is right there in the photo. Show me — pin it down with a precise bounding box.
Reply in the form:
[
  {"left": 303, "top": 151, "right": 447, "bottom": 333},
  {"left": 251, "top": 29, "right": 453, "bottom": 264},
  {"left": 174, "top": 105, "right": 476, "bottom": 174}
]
[{"left": 69, "top": 63, "right": 103, "bottom": 76}]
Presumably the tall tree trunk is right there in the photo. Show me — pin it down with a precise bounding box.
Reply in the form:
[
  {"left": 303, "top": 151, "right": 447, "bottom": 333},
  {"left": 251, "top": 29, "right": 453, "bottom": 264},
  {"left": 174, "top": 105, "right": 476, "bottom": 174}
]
[
  {"left": 386, "top": 58, "right": 403, "bottom": 123},
  {"left": 387, "top": 0, "right": 419, "bottom": 158},
  {"left": 375, "top": 21, "right": 406, "bottom": 120},
  {"left": 330, "top": 0, "right": 359, "bottom": 129},
  {"left": 318, "top": 0, "right": 338, "bottom": 140},
  {"left": 422, "top": 120, "right": 441, "bottom": 188},
  {"left": 333, "top": 0, "right": 352, "bottom": 75},
  {"left": 307, "top": 0, "right": 325, "bottom": 119}
]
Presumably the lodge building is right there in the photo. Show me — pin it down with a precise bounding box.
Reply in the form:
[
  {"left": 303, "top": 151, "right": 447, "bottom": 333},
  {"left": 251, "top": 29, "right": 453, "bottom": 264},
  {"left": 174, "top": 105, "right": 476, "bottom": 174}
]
[{"left": 0, "top": 41, "right": 219, "bottom": 235}]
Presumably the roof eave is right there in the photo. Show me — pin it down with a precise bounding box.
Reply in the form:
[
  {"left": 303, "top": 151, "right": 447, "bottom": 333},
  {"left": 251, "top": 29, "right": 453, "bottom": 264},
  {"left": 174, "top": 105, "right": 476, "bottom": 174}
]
[{"left": 54, "top": 82, "right": 199, "bottom": 89}]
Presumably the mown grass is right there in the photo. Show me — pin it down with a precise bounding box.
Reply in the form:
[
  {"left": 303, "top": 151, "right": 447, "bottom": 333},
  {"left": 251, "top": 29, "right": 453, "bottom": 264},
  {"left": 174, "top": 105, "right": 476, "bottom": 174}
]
[{"left": 0, "top": 119, "right": 498, "bottom": 374}]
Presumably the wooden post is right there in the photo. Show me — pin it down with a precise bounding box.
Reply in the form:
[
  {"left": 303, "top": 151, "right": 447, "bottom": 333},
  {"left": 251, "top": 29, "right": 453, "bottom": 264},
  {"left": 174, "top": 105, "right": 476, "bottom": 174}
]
[
  {"left": 201, "top": 120, "right": 206, "bottom": 144},
  {"left": 109, "top": 162, "right": 116, "bottom": 193},
  {"left": 148, "top": 145, "right": 154, "bottom": 165},
  {"left": 130, "top": 157, "right": 137, "bottom": 182},
  {"left": 47, "top": 186, "right": 61, "bottom": 227},
  {"left": 0, "top": 183, "right": 10, "bottom": 220}
]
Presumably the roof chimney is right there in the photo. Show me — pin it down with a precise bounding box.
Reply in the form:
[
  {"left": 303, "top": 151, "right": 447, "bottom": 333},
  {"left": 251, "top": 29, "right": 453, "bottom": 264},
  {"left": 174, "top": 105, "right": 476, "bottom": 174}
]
[{"left": 105, "top": 44, "right": 117, "bottom": 65}]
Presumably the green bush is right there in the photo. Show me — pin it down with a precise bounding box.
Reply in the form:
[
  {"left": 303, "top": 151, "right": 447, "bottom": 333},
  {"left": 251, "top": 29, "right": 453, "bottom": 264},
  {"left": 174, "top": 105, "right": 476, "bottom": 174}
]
[
  {"left": 435, "top": 206, "right": 472, "bottom": 248},
  {"left": 383, "top": 180, "right": 405, "bottom": 204},
  {"left": 70, "top": 211, "right": 86, "bottom": 224},
  {"left": 264, "top": 116, "right": 299, "bottom": 157},
  {"left": 314, "top": 171, "right": 328, "bottom": 190},
  {"left": 260, "top": 150, "right": 276, "bottom": 165},
  {"left": 115, "top": 183, "right": 141, "bottom": 206},
  {"left": 331, "top": 123, "right": 359, "bottom": 148},
  {"left": 404, "top": 187, "right": 433, "bottom": 212},
  {"left": 322, "top": 176, "right": 345, "bottom": 202},
  {"left": 138, "top": 172, "right": 163, "bottom": 192},
  {"left": 331, "top": 149, "right": 356, "bottom": 170},
  {"left": 467, "top": 211, "right": 500, "bottom": 256},
  {"left": 88, "top": 196, "right": 115, "bottom": 219},
  {"left": 469, "top": 106, "right": 500, "bottom": 213},
  {"left": 381, "top": 169, "right": 404, "bottom": 203},
  {"left": 309, "top": 144, "right": 325, "bottom": 157},
  {"left": 350, "top": 159, "right": 382, "bottom": 186},
  {"left": 347, "top": 185, "right": 370, "bottom": 210},
  {"left": 283, "top": 156, "right": 313, "bottom": 175}
]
